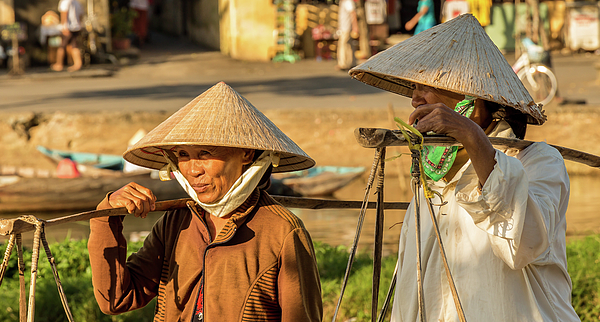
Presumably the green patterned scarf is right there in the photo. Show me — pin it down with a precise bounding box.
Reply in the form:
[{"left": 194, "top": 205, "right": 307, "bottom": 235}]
[{"left": 421, "top": 96, "right": 476, "bottom": 181}]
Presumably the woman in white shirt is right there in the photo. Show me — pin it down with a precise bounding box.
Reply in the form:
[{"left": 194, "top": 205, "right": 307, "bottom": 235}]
[{"left": 349, "top": 14, "right": 580, "bottom": 322}]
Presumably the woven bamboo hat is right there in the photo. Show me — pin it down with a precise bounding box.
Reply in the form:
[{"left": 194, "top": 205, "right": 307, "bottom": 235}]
[
  {"left": 123, "top": 82, "right": 315, "bottom": 173},
  {"left": 349, "top": 14, "right": 546, "bottom": 125}
]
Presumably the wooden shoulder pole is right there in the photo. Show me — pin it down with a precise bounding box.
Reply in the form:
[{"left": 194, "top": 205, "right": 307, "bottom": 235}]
[
  {"left": 355, "top": 127, "right": 600, "bottom": 168},
  {"left": 372, "top": 147, "right": 386, "bottom": 322}
]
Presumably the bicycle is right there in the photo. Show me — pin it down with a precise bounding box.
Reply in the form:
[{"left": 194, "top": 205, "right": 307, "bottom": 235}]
[{"left": 512, "top": 38, "right": 558, "bottom": 106}]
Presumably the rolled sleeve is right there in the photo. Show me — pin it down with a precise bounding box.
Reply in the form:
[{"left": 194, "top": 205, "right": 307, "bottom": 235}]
[{"left": 454, "top": 143, "right": 568, "bottom": 269}]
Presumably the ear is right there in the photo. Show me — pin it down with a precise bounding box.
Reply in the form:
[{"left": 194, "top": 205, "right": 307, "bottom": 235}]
[{"left": 241, "top": 149, "right": 255, "bottom": 165}]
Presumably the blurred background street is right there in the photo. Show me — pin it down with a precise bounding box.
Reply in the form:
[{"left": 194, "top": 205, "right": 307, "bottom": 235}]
[{"left": 1, "top": 29, "right": 600, "bottom": 115}]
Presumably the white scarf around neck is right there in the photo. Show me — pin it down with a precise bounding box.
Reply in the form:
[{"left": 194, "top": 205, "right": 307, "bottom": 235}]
[{"left": 159, "top": 150, "right": 279, "bottom": 218}]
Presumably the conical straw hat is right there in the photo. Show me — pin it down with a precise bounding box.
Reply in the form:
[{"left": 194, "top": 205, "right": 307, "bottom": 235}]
[
  {"left": 349, "top": 14, "right": 546, "bottom": 125},
  {"left": 123, "top": 82, "right": 315, "bottom": 173}
]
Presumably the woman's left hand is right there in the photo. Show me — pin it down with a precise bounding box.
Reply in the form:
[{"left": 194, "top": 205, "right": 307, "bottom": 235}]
[
  {"left": 408, "top": 102, "right": 482, "bottom": 144},
  {"left": 408, "top": 102, "right": 497, "bottom": 185}
]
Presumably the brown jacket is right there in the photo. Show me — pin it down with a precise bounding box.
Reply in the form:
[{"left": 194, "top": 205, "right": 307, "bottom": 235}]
[{"left": 88, "top": 189, "right": 323, "bottom": 321}]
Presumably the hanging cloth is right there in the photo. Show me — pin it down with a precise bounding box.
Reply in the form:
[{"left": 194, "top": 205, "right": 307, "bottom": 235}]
[
  {"left": 421, "top": 96, "right": 475, "bottom": 181},
  {"left": 159, "top": 150, "right": 279, "bottom": 218}
]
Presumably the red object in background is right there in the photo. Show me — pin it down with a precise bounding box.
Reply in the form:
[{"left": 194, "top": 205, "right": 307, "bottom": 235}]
[
  {"left": 132, "top": 8, "right": 148, "bottom": 45},
  {"left": 56, "top": 158, "right": 80, "bottom": 178}
]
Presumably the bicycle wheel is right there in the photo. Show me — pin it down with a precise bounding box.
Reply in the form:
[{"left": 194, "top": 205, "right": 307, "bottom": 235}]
[{"left": 517, "top": 64, "right": 558, "bottom": 106}]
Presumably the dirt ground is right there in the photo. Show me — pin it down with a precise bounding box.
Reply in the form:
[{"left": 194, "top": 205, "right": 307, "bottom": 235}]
[{"left": 1, "top": 105, "right": 599, "bottom": 176}]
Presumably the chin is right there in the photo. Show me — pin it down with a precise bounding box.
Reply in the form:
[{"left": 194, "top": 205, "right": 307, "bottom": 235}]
[{"left": 196, "top": 193, "right": 220, "bottom": 205}]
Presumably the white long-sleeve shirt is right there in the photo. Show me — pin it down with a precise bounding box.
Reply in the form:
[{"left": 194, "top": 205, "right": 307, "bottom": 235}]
[
  {"left": 58, "top": 0, "right": 83, "bottom": 32},
  {"left": 391, "top": 122, "right": 580, "bottom": 321}
]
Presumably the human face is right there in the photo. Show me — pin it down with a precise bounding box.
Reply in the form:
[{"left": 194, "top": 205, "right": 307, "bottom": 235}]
[
  {"left": 174, "top": 146, "right": 255, "bottom": 204},
  {"left": 411, "top": 84, "right": 464, "bottom": 110},
  {"left": 411, "top": 84, "right": 491, "bottom": 129}
]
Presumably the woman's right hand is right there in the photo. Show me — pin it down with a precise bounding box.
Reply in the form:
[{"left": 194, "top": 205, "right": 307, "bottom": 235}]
[{"left": 100, "top": 182, "right": 157, "bottom": 218}]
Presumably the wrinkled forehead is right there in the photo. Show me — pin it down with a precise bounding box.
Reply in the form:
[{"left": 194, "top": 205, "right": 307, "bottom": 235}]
[
  {"left": 172, "top": 145, "right": 219, "bottom": 151},
  {"left": 413, "top": 83, "right": 466, "bottom": 101},
  {"left": 171, "top": 145, "right": 253, "bottom": 155}
]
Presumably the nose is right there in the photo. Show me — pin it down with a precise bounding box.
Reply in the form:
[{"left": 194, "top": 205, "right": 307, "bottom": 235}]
[
  {"left": 186, "top": 160, "right": 205, "bottom": 177},
  {"left": 411, "top": 86, "right": 426, "bottom": 108}
]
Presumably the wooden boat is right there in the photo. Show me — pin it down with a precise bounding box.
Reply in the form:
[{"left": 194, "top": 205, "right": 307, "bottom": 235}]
[
  {"left": 36, "top": 145, "right": 125, "bottom": 170},
  {"left": 0, "top": 173, "right": 188, "bottom": 213},
  {"left": 269, "top": 166, "right": 366, "bottom": 197},
  {"left": 0, "top": 160, "right": 365, "bottom": 213}
]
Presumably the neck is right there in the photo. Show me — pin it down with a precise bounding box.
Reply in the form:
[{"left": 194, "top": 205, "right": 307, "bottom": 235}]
[{"left": 470, "top": 99, "right": 492, "bottom": 129}]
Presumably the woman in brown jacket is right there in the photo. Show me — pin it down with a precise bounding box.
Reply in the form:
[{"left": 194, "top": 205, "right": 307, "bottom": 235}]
[{"left": 88, "top": 82, "right": 323, "bottom": 322}]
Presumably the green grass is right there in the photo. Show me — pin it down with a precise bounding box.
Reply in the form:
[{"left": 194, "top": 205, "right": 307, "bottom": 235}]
[
  {"left": 315, "top": 242, "right": 397, "bottom": 321},
  {"left": 567, "top": 234, "right": 600, "bottom": 321},
  {"left": 0, "top": 235, "right": 599, "bottom": 321},
  {"left": 0, "top": 238, "right": 155, "bottom": 322}
]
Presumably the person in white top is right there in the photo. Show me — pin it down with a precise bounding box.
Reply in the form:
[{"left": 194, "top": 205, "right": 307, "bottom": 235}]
[
  {"left": 349, "top": 14, "right": 580, "bottom": 322},
  {"left": 51, "top": 0, "right": 83, "bottom": 72},
  {"left": 336, "top": 0, "right": 359, "bottom": 70}
]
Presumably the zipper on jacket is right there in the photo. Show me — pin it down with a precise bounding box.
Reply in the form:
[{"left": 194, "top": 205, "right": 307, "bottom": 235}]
[
  {"left": 187, "top": 202, "right": 213, "bottom": 241},
  {"left": 188, "top": 203, "right": 209, "bottom": 322},
  {"left": 187, "top": 202, "right": 240, "bottom": 321},
  {"left": 191, "top": 271, "right": 204, "bottom": 322}
]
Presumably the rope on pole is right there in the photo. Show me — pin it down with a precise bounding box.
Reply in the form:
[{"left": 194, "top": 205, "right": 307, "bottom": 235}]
[
  {"left": 41, "top": 231, "right": 75, "bottom": 322},
  {"left": 17, "top": 234, "right": 26, "bottom": 322},
  {"left": 27, "top": 220, "right": 43, "bottom": 322},
  {"left": 332, "top": 148, "right": 383, "bottom": 322},
  {"left": 371, "top": 147, "right": 386, "bottom": 322},
  {"left": 411, "top": 148, "right": 426, "bottom": 322},
  {"left": 425, "top": 198, "right": 467, "bottom": 322},
  {"left": 0, "top": 233, "right": 16, "bottom": 287}
]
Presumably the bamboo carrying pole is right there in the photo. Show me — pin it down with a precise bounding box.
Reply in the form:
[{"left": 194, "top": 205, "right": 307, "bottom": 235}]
[
  {"left": 0, "top": 196, "right": 409, "bottom": 237},
  {"left": 411, "top": 150, "right": 426, "bottom": 322},
  {"left": 354, "top": 128, "right": 600, "bottom": 168},
  {"left": 17, "top": 234, "right": 26, "bottom": 322},
  {"left": 0, "top": 233, "right": 15, "bottom": 286},
  {"left": 332, "top": 148, "right": 384, "bottom": 322},
  {"left": 371, "top": 148, "right": 386, "bottom": 322},
  {"left": 0, "top": 194, "right": 410, "bottom": 321},
  {"left": 26, "top": 222, "right": 42, "bottom": 322}
]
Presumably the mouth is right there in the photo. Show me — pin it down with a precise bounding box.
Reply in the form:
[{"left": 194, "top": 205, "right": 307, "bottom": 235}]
[{"left": 191, "top": 183, "right": 209, "bottom": 193}]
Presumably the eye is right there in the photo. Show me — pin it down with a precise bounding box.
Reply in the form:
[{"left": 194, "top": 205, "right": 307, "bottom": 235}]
[
  {"left": 198, "top": 150, "right": 211, "bottom": 157},
  {"left": 176, "top": 150, "right": 189, "bottom": 158}
]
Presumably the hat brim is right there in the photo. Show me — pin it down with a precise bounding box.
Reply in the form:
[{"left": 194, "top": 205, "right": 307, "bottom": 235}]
[
  {"left": 124, "top": 143, "right": 315, "bottom": 174},
  {"left": 348, "top": 14, "right": 546, "bottom": 125},
  {"left": 122, "top": 82, "right": 316, "bottom": 173},
  {"left": 350, "top": 70, "right": 544, "bottom": 125}
]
